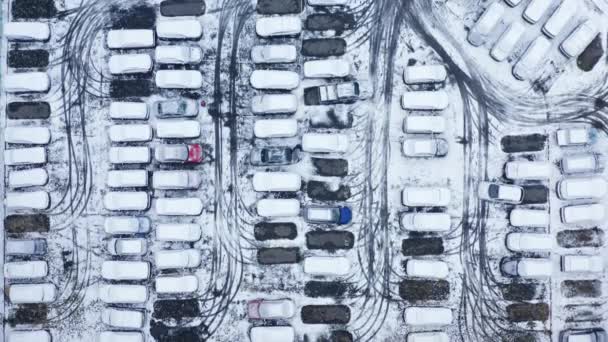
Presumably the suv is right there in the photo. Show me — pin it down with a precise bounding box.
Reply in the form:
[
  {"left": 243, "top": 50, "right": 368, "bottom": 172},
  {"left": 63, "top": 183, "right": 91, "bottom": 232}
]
[
  {"left": 304, "top": 82, "right": 359, "bottom": 105},
  {"left": 250, "top": 146, "right": 300, "bottom": 166}
]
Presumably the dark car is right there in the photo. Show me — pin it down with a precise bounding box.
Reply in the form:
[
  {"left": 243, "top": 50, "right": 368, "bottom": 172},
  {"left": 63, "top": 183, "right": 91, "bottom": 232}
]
[
  {"left": 250, "top": 146, "right": 300, "bottom": 166},
  {"left": 304, "top": 82, "right": 359, "bottom": 106}
]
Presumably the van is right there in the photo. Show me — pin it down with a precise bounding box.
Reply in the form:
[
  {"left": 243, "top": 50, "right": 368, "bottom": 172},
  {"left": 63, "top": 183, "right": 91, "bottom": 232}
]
[
  {"left": 99, "top": 284, "right": 148, "bottom": 304},
  {"left": 403, "top": 307, "right": 453, "bottom": 326},
  {"left": 257, "top": 199, "right": 301, "bottom": 217},
  {"left": 5, "top": 126, "right": 51, "bottom": 145},
  {"left": 560, "top": 21, "right": 599, "bottom": 58},
  {"left": 253, "top": 172, "right": 301, "bottom": 192},
  {"left": 9, "top": 283, "right": 56, "bottom": 304},
  {"left": 6, "top": 191, "right": 50, "bottom": 210},
  {"left": 5, "top": 147, "right": 47, "bottom": 166},
  {"left": 557, "top": 177, "right": 607, "bottom": 200},
  {"left": 5, "top": 72, "right": 50, "bottom": 93},
  {"left": 401, "top": 213, "right": 451, "bottom": 232},
  {"left": 108, "top": 146, "right": 151, "bottom": 164},
  {"left": 156, "top": 275, "right": 199, "bottom": 294},
  {"left": 509, "top": 209, "right": 549, "bottom": 227},
  {"left": 403, "top": 116, "right": 446, "bottom": 134},
  {"left": 401, "top": 91, "right": 449, "bottom": 111},
  {"left": 4, "top": 22, "right": 50, "bottom": 41},
  {"left": 523, "top": 0, "right": 554, "bottom": 24},
  {"left": 467, "top": 2, "right": 505, "bottom": 46},
  {"left": 5, "top": 261, "right": 48, "bottom": 279},
  {"left": 103, "top": 191, "right": 150, "bottom": 211},
  {"left": 500, "top": 258, "right": 552, "bottom": 278},
  {"left": 506, "top": 233, "right": 553, "bottom": 253},
  {"left": 302, "top": 133, "right": 349, "bottom": 153},
  {"left": 9, "top": 168, "right": 48, "bottom": 188},
  {"left": 513, "top": 36, "right": 551, "bottom": 80},
  {"left": 249, "top": 326, "right": 296, "bottom": 342},
  {"left": 403, "top": 65, "right": 447, "bottom": 84},
  {"left": 504, "top": 161, "right": 552, "bottom": 180},
  {"left": 303, "top": 256, "right": 350, "bottom": 276},
  {"left": 407, "top": 332, "right": 449, "bottom": 342},
  {"left": 254, "top": 119, "right": 298, "bottom": 138},
  {"left": 106, "top": 29, "right": 155, "bottom": 49},
  {"left": 104, "top": 216, "right": 150, "bottom": 234},
  {"left": 156, "top": 223, "right": 202, "bottom": 242},
  {"left": 108, "top": 54, "right": 153, "bottom": 74},
  {"left": 543, "top": 0, "right": 576, "bottom": 38},
  {"left": 106, "top": 170, "right": 149, "bottom": 188},
  {"left": 405, "top": 259, "right": 449, "bottom": 279},
  {"left": 491, "top": 22, "right": 525, "bottom": 62},
  {"left": 109, "top": 101, "right": 149, "bottom": 120},
  {"left": 8, "top": 330, "right": 51, "bottom": 342}
]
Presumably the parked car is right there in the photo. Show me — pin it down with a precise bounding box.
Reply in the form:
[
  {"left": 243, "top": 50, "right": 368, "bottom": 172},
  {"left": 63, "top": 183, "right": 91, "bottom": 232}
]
[
  {"left": 156, "top": 70, "right": 203, "bottom": 89},
  {"left": 98, "top": 331, "right": 144, "bottom": 342},
  {"left": 402, "top": 138, "right": 448, "bottom": 157},
  {"left": 155, "top": 99, "right": 199, "bottom": 118},
  {"left": 155, "top": 144, "right": 203, "bottom": 163},
  {"left": 561, "top": 255, "right": 603, "bottom": 273},
  {"left": 303, "top": 59, "right": 351, "bottom": 78},
  {"left": 106, "top": 170, "right": 149, "bottom": 188},
  {"left": 542, "top": 0, "right": 576, "bottom": 38},
  {"left": 9, "top": 283, "right": 56, "bottom": 304},
  {"left": 101, "top": 261, "right": 150, "bottom": 280},
  {"left": 560, "top": 21, "right": 598, "bottom": 58},
  {"left": 402, "top": 187, "right": 450, "bottom": 207},
  {"left": 104, "top": 216, "right": 150, "bottom": 235},
  {"left": 557, "top": 177, "right": 607, "bottom": 200},
  {"left": 560, "top": 153, "right": 602, "bottom": 175},
  {"left": 101, "top": 308, "right": 145, "bottom": 329},
  {"left": 513, "top": 36, "right": 551, "bottom": 80},
  {"left": 303, "top": 256, "right": 350, "bottom": 276},
  {"left": 404, "top": 259, "right": 449, "bottom": 279},
  {"left": 5, "top": 126, "right": 51, "bottom": 144},
  {"left": 155, "top": 45, "right": 202, "bottom": 64},
  {"left": 302, "top": 133, "right": 348, "bottom": 153},
  {"left": 248, "top": 298, "right": 296, "bottom": 319},
  {"left": 504, "top": 161, "right": 551, "bottom": 180},
  {"left": 106, "top": 29, "right": 155, "bottom": 49},
  {"left": 107, "top": 238, "right": 147, "bottom": 256},
  {"left": 251, "top": 45, "right": 297, "bottom": 63},
  {"left": 252, "top": 94, "right": 298, "bottom": 114},
  {"left": 152, "top": 171, "right": 201, "bottom": 190},
  {"left": 467, "top": 2, "right": 505, "bottom": 46},
  {"left": 491, "top": 22, "right": 525, "bottom": 61},
  {"left": 156, "top": 19, "right": 202, "bottom": 39},
  {"left": 401, "top": 213, "right": 451, "bottom": 232},
  {"left": 8, "top": 331, "right": 51, "bottom": 342},
  {"left": 249, "top": 326, "right": 296, "bottom": 342},
  {"left": 257, "top": 199, "right": 300, "bottom": 218},
  {"left": 256, "top": 16, "right": 302, "bottom": 37},
  {"left": 403, "top": 65, "right": 447, "bottom": 84},
  {"left": 155, "top": 275, "right": 198, "bottom": 294},
  {"left": 556, "top": 127, "right": 591, "bottom": 146},
  {"left": 523, "top": 0, "right": 553, "bottom": 23},
  {"left": 108, "top": 54, "right": 152, "bottom": 74},
  {"left": 155, "top": 249, "right": 201, "bottom": 269},
  {"left": 5, "top": 239, "right": 47, "bottom": 255},
  {"left": 509, "top": 208, "right": 549, "bottom": 227},
  {"left": 5, "top": 22, "right": 50, "bottom": 41},
  {"left": 5, "top": 191, "right": 50, "bottom": 210},
  {"left": 99, "top": 284, "right": 148, "bottom": 304},
  {"left": 401, "top": 90, "right": 449, "bottom": 111},
  {"left": 5, "top": 72, "right": 50, "bottom": 93},
  {"left": 253, "top": 172, "right": 301, "bottom": 192},
  {"left": 108, "top": 124, "right": 153, "bottom": 142},
  {"left": 109, "top": 101, "right": 149, "bottom": 120},
  {"left": 156, "top": 120, "right": 200, "bottom": 139},
  {"left": 8, "top": 168, "right": 48, "bottom": 188},
  {"left": 4, "top": 261, "right": 48, "bottom": 279},
  {"left": 103, "top": 192, "right": 150, "bottom": 211},
  {"left": 250, "top": 146, "right": 300, "bottom": 166},
  {"left": 254, "top": 119, "right": 298, "bottom": 138},
  {"left": 250, "top": 70, "right": 299, "bottom": 90},
  {"left": 5, "top": 147, "right": 47, "bottom": 165},
  {"left": 559, "top": 329, "right": 607, "bottom": 342},
  {"left": 403, "top": 116, "right": 446, "bottom": 134},
  {"left": 506, "top": 233, "right": 553, "bottom": 253},
  {"left": 155, "top": 198, "right": 203, "bottom": 216},
  {"left": 560, "top": 203, "right": 605, "bottom": 224},
  {"left": 403, "top": 307, "right": 453, "bottom": 326},
  {"left": 477, "top": 181, "right": 524, "bottom": 204},
  {"left": 303, "top": 206, "right": 352, "bottom": 225},
  {"left": 304, "top": 82, "right": 359, "bottom": 105},
  {"left": 500, "top": 258, "right": 552, "bottom": 278},
  {"left": 156, "top": 223, "right": 201, "bottom": 242},
  {"left": 109, "top": 146, "right": 151, "bottom": 164}
]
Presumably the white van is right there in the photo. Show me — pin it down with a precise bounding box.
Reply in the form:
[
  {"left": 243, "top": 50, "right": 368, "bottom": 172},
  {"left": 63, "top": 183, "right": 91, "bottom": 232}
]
[
  {"left": 104, "top": 216, "right": 150, "bottom": 234},
  {"left": 109, "top": 102, "right": 149, "bottom": 120},
  {"left": 250, "top": 326, "right": 296, "bottom": 342},
  {"left": 156, "top": 275, "right": 199, "bottom": 294},
  {"left": 251, "top": 94, "right": 298, "bottom": 114},
  {"left": 109, "top": 146, "right": 151, "bottom": 164},
  {"left": 513, "top": 36, "right": 551, "bottom": 80},
  {"left": 106, "top": 170, "right": 149, "bottom": 188},
  {"left": 6, "top": 191, "right": 50, "bottom": 210},
  {"left": 103, "top": 191, "right": 150, "bottom": 211},
  {"left": 523, "top": 0, "right": 554, "bottom": 23},
  {"left": 8, "top": 330, "right": 51, "bottom": 342},
  {"left": 302, "top": 133, "right": 349, "bottom": 153},
  {"left": 155, "top": 198, "right": 203, "bottom": 216},
  {"left": 99, "top": 284, "right": 148, "bottom": 304},
  {"left": 542, "top": 0, "right": 576, "bottom": 38},
  {"left": 401, "top": 213, "right": 451, "bottom": 232},
  {"left": 401, "top": 91, "right": 449, "bottom": 111},
  {"left": 506, "top": 233, "right": 553, "bottom": 253},
  {"left": 101, "top": 261, "right": 150, "bottom": 281},
  {"left": 504, "top": 160, "right": 552, "bottom": 180},
  {"left": 155, "top": 249, "right": 201, "bottom": 269},
  {"left": 403, "top": 65, "right": 447, "bottom": 84},
  {"left": 8, "top": 168, "right": 48, "bottom": 188},
  {"left": 509, "top": 209, "right": 549, "bottom": 227},
  {"left": 156, "top": 223, "right": 201, "bottom": 242},
  {"left": 5, "top": 147, "right": 47, "bottom": 165},
  {"left": 404, "top": 307, "right": 453, "bottom": 326},
  {"left": 5, "top": 126, "right": 51, "bottom": 145},
  {"left": 257, "top": 199, "right": 301, "bottom": 217},
  {"left": 560, "top": 21, "right": 599, "bottom": 58},
  {"left": 303, "top": 256, "right": 350, "bottom": 276},
  {"left": 250, "top": 70, "right": 300, "bottom": 90},
  {"left": 108, "top": 124, "right": 153, "bottom": 143},
  {"left": 4, "top": 261, "right": 48, "bottom": 279},
  {"left": 156, "top": 120, "right": 201, "bottom": 138},
  {"left": 108, "top": 54, "right": 153, "bottom": 74},
  {"left": 491, "top": 22, "right": 525, "bottom": 62},
  {"left": 5, "top": 72, "right": 50, "bottom": 93},
  {"left": 9, "top": 283, "right": 56, "bottom": 304},
  {"left": 254, "top": 119, "right": 298, "bottom": 138},
  {"left": 4, "top": 22, "right": 50, "bottom": 41},
  {"left": 303, "top": 59, "right": 351, "bottom": 78},
  {"left": 98, "top": 331, "right": 144, "bottom": 342},
  {"left": 107, "top": 29, "right": 155, "bottom": 49},
  {"left": 467, "top": 2, "right": 505, "bottom": 46},
  {"left": 101, "top": 308, "right": 145, "bottom": 329},
  {"left": 156, "top": 19, "right": 202, "bottom": 39},
  {"left": 405, "top": 259, "right": 449, "bottom": 279},
  {"left": 403, "top": 116, "right": 446, "bottom": 134},
  {"left": 253, "top": 172, "right": 301, "bottom": 192}
]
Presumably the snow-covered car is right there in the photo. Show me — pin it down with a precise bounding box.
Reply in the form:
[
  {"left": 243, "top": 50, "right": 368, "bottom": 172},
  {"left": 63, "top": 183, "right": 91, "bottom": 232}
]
[
  {"left": 303, "top": 59, "right": 351, "bottom": 78},
  {"left": 250, "top": 70, "right": 299, "bottom": 90},
  {"left": 155, "top": 98, "right": 199, "bottom": 118},
  {"left": 249, "top": 326, "right": 296, "bottom": 342},
  {"left": 248, "top": 298, "right": 296, "bottom": 320},
  {"left": 101, "top": 261, "right": 150, "bottom": 280},
  {"left": 506, "top": 233, "right": 553, "bottom": 253},
  {"left": 256, "top": 16, "right": 302, "bottom": 37},
  {"left": 560, "top": 21, "right": 598, "bottom": 58},
  {"left": 108, "top": 54, "right": 152, "bottom": 74},
  {"left": 99, "top": 284, "right": 148, "bottom": 304},
  {"left": 509, "top": 208, "right": 549, "bottom": 227},
  {"left": 302, "top": 133, "right": 348, "bottom": 153},
  {"left": 523, "top": 0, "right": 552, "bottom": 23},
  {"left": 559, "top": 329, "right": 607, "bottom": 342},
  {"left": 402, "top": 187, "right": 451, "bottom": 207},
  {"left": 304, "top": 82, "right": 359, "bottom": 105},
  {"left": 477, "top": 181, "right": 523, "bottom": 204},
  {"left": 155, "top": 275, "right": 199, "bottom": 294},
  {"left": 251, "top": 44, "right": 297, "bottom": 63},
  {"left": 156, "top": 120, "right": 200, "bottom": 139},
  {"left": 155, "top": 45, "right": 202, "bottom": 64},
  {"left": 556, "top": 127, "right": 591, "bottom": 146},
  {"left": 155, "top": 249, "right": 201, "bottom": 269},
  {"left": 250, "top": 146, "right": 300, "bottom": 166},
  {"left": 101, "top": 308, "right": 145, "bottom": 329},
  {"left": 5, "top": 239, "right": 47, "bottom": 256},
  {"left": 107, "top": 29, "right": 155, "bottom": 49},
  {"left": 8, "top": 168, "right": 48, "bottom": 188},
  {"left": 561, "top": 255, "right": 603, "bottom": 273},
  {"left": 109, "top": 101, "right": 149, "bottom": 120},
  {"left": 106, "top": 170, "right": 149, "bottom": 188},
  {"left": 403, "top": 65, "right": 447, "bottom": 85},
  {"left": 403, "top": 307, "right": 453, "bottom": 326},
  {"left": 104, "top": 216, "right": 150, "bottom": 235},
  {"left": 500, "top": 258, "right": 552, "bottom": 278},
  {"left": 109, "top": 146, "right": 151, "bottom": 164},
  {"left": 303, "top": 206, "right": 352, "bottom": 225},
  {"left": 8, "top": 331, "right": 51, "bottom": 342},
  {"left": 504, "top": 161, "right": 551, "bottom": 180},
  {"left": 561, "top": 153, "right": 602, "bottom": 175},
  {"left": 156, "top": 223, "right": 201, "bottom": 242},
  {"left": 303, "top": 256, "right": 350, "bottom": 276},
  {"left": 401, "top": 213, "right": 451, "bottom": 232},
  {"left": 103, "top": 192, "right": 150, "bottom": 211},
  {"left": 98, "top": 331, "right": 144, "bottom": 342},
  {"left": 5, "top": 126, "right": 51, "bottom": 144},
  {"left": 403, "top": 116, "right": 446, "bottom": 134},
  {"left": 156, "top": 19, "right": 202, "bottom": 39},
  {"left": 5, "top": 191, "right": 50, "bottom": 210},
  {"left": 5, "top": 147, "right": 47, "bottom": 165},
  {"left": 4, "top": 22, "right": 50, "bottom": 41},
  {"left": 512, "top": 36, "right": 551, "bottom": 80},
  {"left": 560, "top": 203, "right": 605, "bottom": 224},
  {"left": 402, "top": 138, "right": 448, "bottom": 157},
  {"left": 557, "top": 177, "right": 608, "bottom": 200},
  {"left": 155, "top": 144, "right": 204, "bottom": 163},
  {"left": 9, "top": 283, "right": 56, "bottom": 304},
  {"left": 108, "top": 124, "right": 153, "bottom": 142},
  {"left": 252, "top": 172, "right": 301, "bottom": 192},
  {"left": 257, "top": 199, "right": 300, "bottom": 218},
  {"left": 155, "top": 198, "right": 203, "bottom": 216},
  {"left": 107, "top": 238, "right": 147, "bottom": 256},
  {"left": 5, "top": 72, "right": 50, "bottom": 93},
  {"left": 251, "top": 94, "right": 298, "bottom": 114},
  {"left": 491, "top": 22, "right": 525, "bottom": 62},
  {"left": 467, "top": 2, "right": 504, "bottom": 46},
  {"left": 156, "top": 70, "right": 203, "bottom": 89},
  {"left": 152, "top": 171, "right": 201, "bottom": 190},
  {"left": 308, "top": 0, "right": 348, "bottom": 5},
  {"left": 4, "top": 261, "right": 48, "bottom": 279},
  {"left": 407, "top": 332, "right": 449, "bottom": 342},
  {"left": 401, "top": 90, "right": 449, "bottom": 111},
  {"left": 254, "top": 119, "right": 298, "bottom": 138},
  {"left": 404, "top": 259, "right": 449, "bottom": 279}
]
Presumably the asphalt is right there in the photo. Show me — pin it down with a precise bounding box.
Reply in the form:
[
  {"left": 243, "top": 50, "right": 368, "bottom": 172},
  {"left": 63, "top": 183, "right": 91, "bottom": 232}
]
[
  {"left": 4, "top": 214, "right": 50, "bottom": 234},
  {"left": 256, "top": 0, "right": 302, "bottom": 14},
  {"left": 301, "top": 305, "right": 351, "bottom": 324},
  {"left": 254, "top": 222, "right": 297, "bottom": 241},
  {"left": 160, "top": 0, "right": 206, "bottom": 17},
  {"left": 110, "top": 4, "right": 156, "bottom": 29},
  {"left": 307, "top": 181, "right": 351, "bottom": 201},
  {"left": 8, "top": 49, "right": 49, "bottom": 68},
  {"left": 506, "top": 303, "right": 549, "bottom": 322},
  {"left": 557, "top": 228, "right": 604, "bottom": 248},
  {"left": 306, "top": 231, "right": 354, "bottom": 250},
  {"left": 304, "top": 281, "right": 353, "bottom": 298},
  {"left": 401, "top": 237, "right": 444, "bottom": 256},
  {"left": 256, "top": 247, "right": 301, "bottom": 264},
  {"left": 561, "top": 280, "right": 602, "bottom": 298},
  {"left": 110, "top": 80, "right": 153, "bottom": 98},
  {"left": 500, "top": 282, "right": 546, "bottom": 301},
  {"left": 6, "top": 101, "right": 51, "bottom": 119},
  {"left": 399, "top": 279, "right": 450, "bottom": 301},
  {"left": 311, "top": 158, "right": 348, "bottom": 177},
  {"left": 302, "top": 38, "right": 347, "bottom": 57},
  {"left": 11, "top": 0, "right": 56, "bottom": 19},
  {"left": 500, "top": 134, "right": 547, "bottom": 153}
]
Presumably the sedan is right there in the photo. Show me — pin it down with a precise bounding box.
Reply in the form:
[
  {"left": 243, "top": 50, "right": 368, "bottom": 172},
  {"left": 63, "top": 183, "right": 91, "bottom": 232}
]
[
  {"left": 152, "top": 171, "right": 201, "bottom": 190},
  {"left": 107, "top": 238, "right": 147, "bottom": 256},
  {"left": 559, "top": 328, "right": 606, "bottom": 342},
  {"left": 155, "top": 99, "right": 199, "bottom": 118},
  {"left": 248, "top": 298, "right": 296, "bottom": 320},
  {"left": 250, "top": 146, "right": 299, "bottom": 166},
  {"left": 155, "top": 45, "right": 202, "bottom": 64},
  {"left": 251, "top": 94, "right": 298, "bottom": 114},
  {"left": 155, "top": 198, "right": 204, "bottom": 216},
  {"left": 402, "top": 138, "right": 448, "bottom": 157},
  {"left": 303, "top": 206, "right": 352, "bottom": 225},
  {"left": 155, "top": 70, "right": 203, "bottom": 89},
  {"left": 556, "top": 177, "right": 608, "bottom": 200},
  {"left": 251, "top": 45, "right": 297, "bottom": 64},
  {"left": 477, "top": 181, "right": 524, "bottom": 204},
  {"left": 155, "top": 144, "right": 203, "bottom": 163}
]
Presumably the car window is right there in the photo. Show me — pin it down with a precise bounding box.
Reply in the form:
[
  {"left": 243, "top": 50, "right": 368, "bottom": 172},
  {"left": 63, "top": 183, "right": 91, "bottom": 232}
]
[{"left": 488, "top": 184, "right": 499, "bottom": 198}]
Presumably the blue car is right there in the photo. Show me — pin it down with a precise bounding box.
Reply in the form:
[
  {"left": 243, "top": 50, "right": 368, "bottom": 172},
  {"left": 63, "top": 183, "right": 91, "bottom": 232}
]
[{"left": 304, "top": 206, "right": 352, "bottom": 225}]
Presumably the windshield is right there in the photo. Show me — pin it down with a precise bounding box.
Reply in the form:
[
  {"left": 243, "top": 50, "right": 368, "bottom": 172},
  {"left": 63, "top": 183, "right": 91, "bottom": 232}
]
[{"left": 488, "top": 184, "right": 499, "bottom": 199}]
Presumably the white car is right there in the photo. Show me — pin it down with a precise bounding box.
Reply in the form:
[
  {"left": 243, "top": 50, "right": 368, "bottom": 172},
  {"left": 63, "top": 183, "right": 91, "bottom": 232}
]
[
  {"left": 254, "top": 119, "right": 298, "bottom": 138},
  {"left": 9, "top": 283, "right": 56, "bottom": 304},
  {"left": 5, "top": 191, "right": 50, "bottom": 210},
  {"left": 250, "top": 70, "right": 299, "bottom": 90},
  {"left": 401, "top": 213, "right": 451, "bottom": 232},
  {"left": 253, "top": 172, "right": 301, "bottom": 192},
  {"left": 5, "top": 147, "right": 47, "bottom": 165},
  {"left": 504, "top": 161, "right": 551, "bottom": 180},
  {"left": 104, "top": 216, "right": 150, "bottom": 235},
  {"left": 500, "top": 258, "right": 552, "bottom": 278},
  {"left": 98, "top": 284, "right": 148, "bottom": 304},
  {"left": 156, "top": 70, "right": 203, "bottom": 89},
  {"left": 561, "top": 203, "right": 605, "bottom": 224},
  {"left": 256, "top": 16, "right": 302, "bottom": 37},
  {"left": 5, "top": 22, "right": 50, "bottom": 41},
  {"left": 107, "top": 238, "right": 147, "bottom": 256},
  {"left": 303, "top": 256, "right": 350, "bottom": 276},
  {"left": 156, "top": 275, "right": 199, "bottom": 294},
  {"left": 405, "top": 259, "right": 449, "bottom": 279},
  {"left": 108, "top": 54, "right": 153, "bottom": 74},
  {"left": 155, "top": 198, "right": 203, "bottom": 216},
  {"left": 402, "top": 187, "right": 450, "bottom": 207},
  {"left": 557, "top": 177, "right": 608, "bottom": 200},
  {"left": 561, "top": 255, "right": 603, "bottom": 273},
  {"left": 506, "top": 233, "right": 553, "bottom": 253},
  {"left": 543, "top": 0, "right": 576, "bottom": 38},
  {"left": 302, "top": 133, "right": 348, "bottom": 153},
  {"left": 491, "top": 22, "right": 525, "bottom": 62},
  {"left": 101, "top": 308, "right": 145, "bottom": 329},
  {"left": 5, "top": 126, "right": 51, "bottom": 144},
  {"left": 5, "top": 72, "right": 50, "bottom": 93},
  {"left": 156, "top": 19, "right": 202, "bottom": 39},
  {"left": 509, "top": 208, "right": 549, "bottom": 227},
  {"left": 156, "top": 120, "right": 200, "bottom": 138},
  {"left": 251, "top": 45, "right": 297, "bottom": 63},
  {"left": 513, "top": 36, "right": 551, "bottom": 80},
  {"left": 248, "top": 298, "right": 296, "bottom": 319},
  {"left": 155, "top": 45, "right": 202, "bottom": 64},
  {"left": 156, "top": 223, "right": 201, "bottom": 242},
  {"left": 152, "top": 171, "right": 201, "bottom": 190},
  {"left": 155, "top": 249, "right": 201, "bottom": 269},
  {"left": 249, "top": 326, "right": 296, "bottom": 342},
  {"left": 401, "top": 90, "right": 449, "bottom": 111},
  {"left": 477, "top": 181, "right": 523, "bottom": 204},
  {"left": 403, "top": 65, "right": 447, "bottom": 84},
  {"left": 403, "top": 307, "right": 453, "bottom": 326},
  {"left": 561, "top": 153, "right": 602, "bottom": 175},
  {"left": 467, "top": 2, "right": 505, "bottom": 46},
  {"left": 106, "top": 170, "right": 148, "bottom": 188},
  {"left": 107, "top": 29, "right": 155, "bottom": 49},
  {"left": 108, "top": 146, "right": 151, "bottom": 164},
  {"left": 8, "top": 331, "right": 51, "bottom": 342},
  {"left": 402, "top": 138, "right": 448, "bottom": 157},
  {"left": 103, "top": 191, "right": 150, "bottom": 211},
  {"left": 257, "top": 199, "right": 301, "bottom": 218},
  {"left": 556, "top": 127, "right": 591, "bottom": 146},
  {"left": 303, "top": 59, "right": 351, "bottom": 78},
  {"left": 560, "top": 21, "right": 598, "bottom": 58},
  {"left": 6, "top": 239, "right": 47, "bottom": 256},
  {"left": 98, "top": 331, "right": 144, "bottom": 342},
  {"left": 403, "top": 116, "right": 446, "bottom": 134},
  {"left": 251, "top": 94, "right": 298, "bottom": 114},
  {"left": 8, "top": 168, "right": 48, "bottom": 188},
  {"left": 109, "top": 101, "right": 149, "bottom": 120},
  {"left": 4, "top": 261, "right": 48, "bottom": 279},
  {"left": 108, "top": 124, "right": 153, "bottom": 142},
  {"left": 101, "top": 261, "right": 150, "bottom": 280},
  {"left": 407, "top": 332, "right": 449, "bottom": 342}
]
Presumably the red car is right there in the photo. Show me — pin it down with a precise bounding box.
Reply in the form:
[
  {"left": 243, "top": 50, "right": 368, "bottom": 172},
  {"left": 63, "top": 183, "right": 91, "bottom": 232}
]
[{"left": 155, "top": 144, "right": 203, "bottom": 163}]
